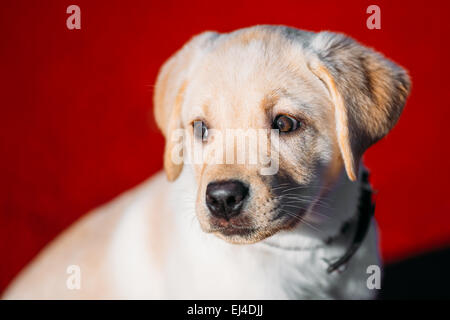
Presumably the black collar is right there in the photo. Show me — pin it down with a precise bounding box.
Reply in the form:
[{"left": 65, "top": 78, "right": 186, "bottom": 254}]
[{"left": 326, "top": 169, "right": 376, "bottom": 273}]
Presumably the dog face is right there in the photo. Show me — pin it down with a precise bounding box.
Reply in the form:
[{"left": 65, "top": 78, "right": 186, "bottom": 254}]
[{"left": 154, "top": 26, "right": 410, "bottom": 244}]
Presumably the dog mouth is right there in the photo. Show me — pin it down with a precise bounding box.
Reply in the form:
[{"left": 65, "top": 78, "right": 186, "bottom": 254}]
[
  {"left": 206, "top": 205, "right": 308, "bottom": 240},
  {"left": 208, "top": 217, "right": 258, "bottom": 237},
  {"left": 212, "top": 225, "right": 258, "bottom": 237},
  {"left": 199, "top": 183, "right": 318, "bottom": 242}
]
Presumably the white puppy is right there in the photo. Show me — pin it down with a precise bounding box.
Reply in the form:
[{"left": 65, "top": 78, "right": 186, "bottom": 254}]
[{"left": 3, "top": 25, "right": 410, "bottom": 299}]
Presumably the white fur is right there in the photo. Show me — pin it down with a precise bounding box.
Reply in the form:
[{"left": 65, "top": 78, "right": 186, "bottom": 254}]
[
  {"left": 3, "top": 165, "right": 381, "bottom": 300},
  {"left": 103, "top": 164, "right": 380, "bottom": 299}
]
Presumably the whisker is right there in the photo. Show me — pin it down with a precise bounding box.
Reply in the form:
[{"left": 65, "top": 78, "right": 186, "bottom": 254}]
[
  {"left": 280, "top": 185, "right": 333, "bottom": 194},
  {"left": 281, "top": 199, "right": 333, "bottom": 211},
  {"left": 275, "top": 195, "right": 333, "bottom": 210},
  {"left": 277, "top": 209, "right": 323, "bottom": 233}
]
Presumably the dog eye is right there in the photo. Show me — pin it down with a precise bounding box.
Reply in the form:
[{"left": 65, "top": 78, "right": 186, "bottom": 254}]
[
  {"left": 193, "top": 120, "right": 209, "bottom": 141},
  {"left": 272, "top": 115, "right": 301, "bottom": 133}
]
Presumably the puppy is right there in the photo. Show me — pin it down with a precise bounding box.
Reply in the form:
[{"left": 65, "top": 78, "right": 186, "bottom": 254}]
[{"left": 3, "top": 25, "right": 410, "bottom": 299}]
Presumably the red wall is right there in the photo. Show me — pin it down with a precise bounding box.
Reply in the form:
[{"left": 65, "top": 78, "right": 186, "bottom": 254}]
[{"left": 1, "top": 0, "right": 450, "bottom": 293}]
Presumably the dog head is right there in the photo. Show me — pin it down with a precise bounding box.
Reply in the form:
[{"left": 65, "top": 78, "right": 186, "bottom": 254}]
[{"left": 154, "top": 26, "right": 410, "bottom": 244}]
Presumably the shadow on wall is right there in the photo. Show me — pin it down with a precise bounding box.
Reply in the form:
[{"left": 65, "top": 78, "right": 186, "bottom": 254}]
[{"left": 380, "top": 246, "right": 450, "bottom": 299}]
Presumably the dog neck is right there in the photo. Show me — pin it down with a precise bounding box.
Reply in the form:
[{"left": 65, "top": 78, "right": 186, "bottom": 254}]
[
  {"left": 162, "top": 165, "right": 378, "bottom": 298},
  {"left": 261, "top": 167, "right": 375, "bottom": 273},
  {"left": 172, "top": 164, "right": 370, "bottom": 261}
]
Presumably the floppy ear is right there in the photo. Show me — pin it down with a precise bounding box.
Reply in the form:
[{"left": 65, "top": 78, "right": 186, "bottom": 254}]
[
  {"left": 307, "top": 32, "right": 411, "bottom": 181},
  {"left": 154, "top": 31, "right": 218, "bottom": 181}
]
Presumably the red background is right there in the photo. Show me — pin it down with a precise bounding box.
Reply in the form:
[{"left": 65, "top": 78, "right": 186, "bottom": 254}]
[{"left": 1, "top": 0, "right": 450, "bottom": 294}]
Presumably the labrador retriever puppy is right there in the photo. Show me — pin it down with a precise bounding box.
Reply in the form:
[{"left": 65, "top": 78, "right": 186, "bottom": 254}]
[{"left": 3, "top": 25, "right": 410, "bottom": 299}]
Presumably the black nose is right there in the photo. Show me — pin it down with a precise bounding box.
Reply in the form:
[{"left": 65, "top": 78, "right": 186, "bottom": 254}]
[{"left": 206, "top": 180, "right": 249, "bottom": 220}]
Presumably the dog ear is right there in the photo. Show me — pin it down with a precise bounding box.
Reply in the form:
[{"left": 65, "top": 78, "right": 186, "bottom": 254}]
[
  {"left": 307, "top": 32, "right": 411, "bottom": 181},
  {"left": 154, "top": 32, "right": 218, "bottom": 181}
]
